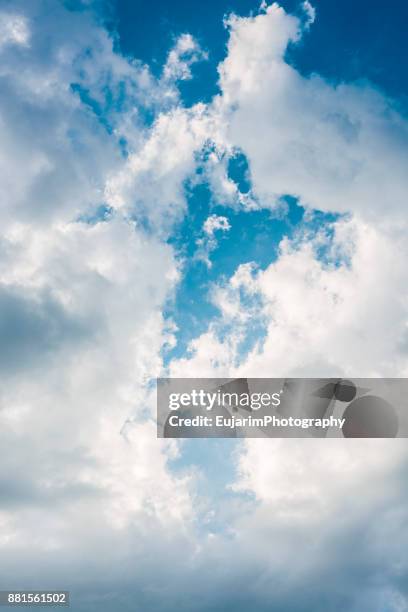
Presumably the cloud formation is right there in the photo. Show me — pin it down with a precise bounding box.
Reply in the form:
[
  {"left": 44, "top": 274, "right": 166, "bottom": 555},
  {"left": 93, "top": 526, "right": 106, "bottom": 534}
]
[
  {"left": 218, "top": 3, "right": 408, "bottom": 222},
  {"left": 0, "top": 0, "right": 199, "bottom": 597},
  {"left": 1, "top": 1, "right": 408, "bottom": 611}
]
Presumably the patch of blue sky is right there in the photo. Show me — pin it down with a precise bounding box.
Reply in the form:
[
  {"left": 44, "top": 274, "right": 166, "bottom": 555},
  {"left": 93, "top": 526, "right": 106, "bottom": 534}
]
[
  {"left": 284, "top": 0, "right": 408, "bottom": 101},
  {"left": 312, "top": 212, "right": 354, "bottom": 270},
  {"left": 227, "top": 150, "right": 251, "bottom": 194},
  {"left": 70, "top": 82, "right": 114, "bottom": 134},
  {"left": 234, "top": 304, "right": 269, "bottom": 368},
  {"left": 168, "top": 438, "right": 255, "bottom": 536},
  {"left": 77, "top": 204, "right": 113, "bottom": 224},
  {"left": 70, "top": 80, "right": 154, "bottom": 147},
  {"left": 112, "top": 0, "right": 408, "bottom": 110},
  {"left": 111, "top": 0, "right": 258, "bottom": 105}
]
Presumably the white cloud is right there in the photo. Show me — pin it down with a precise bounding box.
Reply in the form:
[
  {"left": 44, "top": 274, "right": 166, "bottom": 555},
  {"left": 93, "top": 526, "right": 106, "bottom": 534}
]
[
  {"left": 0, "top": 12, "right": 30, "bottom": 48},
  {"left": 105, "top": 103, "right": 223, "bottom": 233},
  {"left": 195, "top": 214, "right": 231, "bottom": 268},
  {"left": 162, "top": 33, "right": 207, "bottom": 82},
  {"left": 203, "top": 214, "right": 231, "bottom": 236},
  {"left": 234, "top": 437, "right": 406, "bottom": 511},
  {"left": 218, "top": 3, "right": 408, "bottom": 223},
  {"left": 225, "top": 437, "right": 408, "bottom": 611},
  {"left": 302, "top": 1, "right": 316, "bottom": 27}
]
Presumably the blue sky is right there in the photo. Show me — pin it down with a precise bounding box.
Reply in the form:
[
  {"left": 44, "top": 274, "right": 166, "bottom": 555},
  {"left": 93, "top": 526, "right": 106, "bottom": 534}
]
[
  {"left": 1, "top": 1, "right": 408, "bottom": 611},
  {"left": 113, "top": 0, "right": 408, "bottom": 100}
]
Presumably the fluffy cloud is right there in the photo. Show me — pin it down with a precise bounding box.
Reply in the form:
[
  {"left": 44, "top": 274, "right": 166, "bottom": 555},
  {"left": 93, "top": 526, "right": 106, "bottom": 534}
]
[
  {"left": 218, "top": 3, "right": 408, "bottom": 223},
  {"left": 162, "top": 33, "right": 207, "bottom": 82},
  {"left": 105, "top": 103, "right": 223, "bottom": 232},
  {"left": 1, "top": 0, "right": 408, "bottom": 610},
  {"left": 0, "top": 0, "right": 203, "bottom": 594},
  {"left": 226, "top": 437, "right": 408, "bottom": 611}
]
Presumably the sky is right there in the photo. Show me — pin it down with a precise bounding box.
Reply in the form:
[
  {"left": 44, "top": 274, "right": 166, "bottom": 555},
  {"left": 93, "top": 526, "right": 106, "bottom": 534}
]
[{"left": 0, "top": 0, "right": 408, "bottom": 610}]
